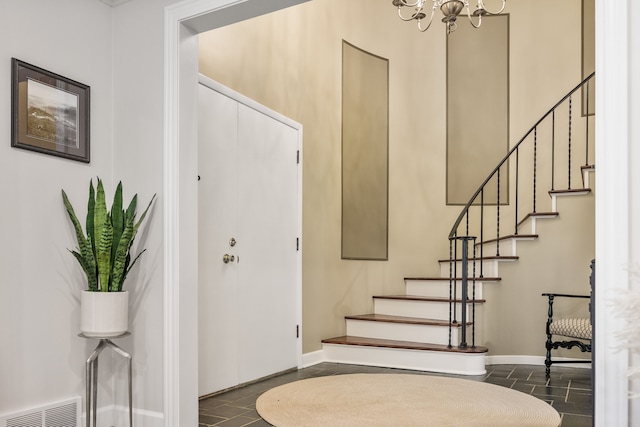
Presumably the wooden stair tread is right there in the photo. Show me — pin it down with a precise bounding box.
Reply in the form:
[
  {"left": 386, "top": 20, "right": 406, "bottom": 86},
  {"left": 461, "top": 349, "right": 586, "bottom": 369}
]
[
  {"left": 373, "top": 295, "right": 486, "bottom": 303},
  {"left": 321, "top": 335, "right": 488, "bottom": 354},
  {"left": 404, "top": 276, "right": 501, "bottom": 282},
  {"left": 549, "top": 188, "right": 592, "bottom": 195},
  {"left": 517, "top": 212, "right": 559, "bottom": 227},
  {"left": 345, "top": 313, "right": 472, "bottom": 326},
  {"left": 478, "top": 234, "right": 538, "bottom": 245},
  {"left": 438, "top": 255, "right": 518, "bottom": 263}
]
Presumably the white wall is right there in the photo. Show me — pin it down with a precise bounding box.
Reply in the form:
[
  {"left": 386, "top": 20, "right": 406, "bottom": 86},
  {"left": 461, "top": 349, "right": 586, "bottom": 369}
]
[{"left": 0, "top": 0, "right": 114, "bottom": 417}]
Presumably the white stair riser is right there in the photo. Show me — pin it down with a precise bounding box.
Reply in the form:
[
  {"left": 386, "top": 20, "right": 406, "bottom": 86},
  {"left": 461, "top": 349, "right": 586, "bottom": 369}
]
[
  {"left": 322, "top": 343, "right": 487, "bottom": 376},
  {"left": 583, "top": 170, "right": 594, "bottom": 188},
  {"left": 374, "top": 299, "right": 477, "bottom": 320},
  {"left": 478, "top": 240, "right": 516, "bottom": 257},
  {"left": 346, "top": 319, "right": 468, "bottom": 345},
  {"left": 405, "top": 280, "right": 483, "bottom": 300},
  {"left": 439, "top": 260, "right": 499, "bottom": 277},
  {"left": 518, "top": 215, "right": 556, "bottom": 234}
]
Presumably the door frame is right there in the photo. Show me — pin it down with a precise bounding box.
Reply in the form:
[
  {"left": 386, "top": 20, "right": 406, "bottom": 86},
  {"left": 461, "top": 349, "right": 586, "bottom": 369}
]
[
  {"left": 197, "top": 74, "right": 303, "bottom": 394},
  {"left": 163, "top": 1, "right": 308, "bottom": 425}
]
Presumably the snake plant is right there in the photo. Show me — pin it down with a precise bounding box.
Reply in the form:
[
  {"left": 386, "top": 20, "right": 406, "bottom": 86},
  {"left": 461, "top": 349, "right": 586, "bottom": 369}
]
[{"left": 62, "top": 178, "right": 155, "bottom": 292}]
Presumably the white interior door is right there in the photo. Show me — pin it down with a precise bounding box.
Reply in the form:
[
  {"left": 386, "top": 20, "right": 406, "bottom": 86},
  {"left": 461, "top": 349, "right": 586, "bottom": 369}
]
[{"left": 198, "top": 79, "right": 301, "bottom": 397}]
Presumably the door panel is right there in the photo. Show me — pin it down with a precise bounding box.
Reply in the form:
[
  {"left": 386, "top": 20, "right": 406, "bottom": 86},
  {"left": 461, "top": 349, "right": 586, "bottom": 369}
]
[
  {"left": 198, "top": 87, "right": 240, "bottom": 396},
  {"left": 237, "top": 104, "right": 299, "bottom": 383},
  {"left": 198, "top": 82, "right": 299, "bottom": 396}
]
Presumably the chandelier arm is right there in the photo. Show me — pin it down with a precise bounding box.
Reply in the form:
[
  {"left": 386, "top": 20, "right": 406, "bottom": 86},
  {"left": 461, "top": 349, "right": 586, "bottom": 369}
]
[
  {"left": 466, "top": 4, "right": 482, "bottom": 28},
  {"left": 417, "top": 5, "right": 437, "bottom": 31},
  {"left": 477, "top": 0, "right": 506, "bottom": 15},
  {"left": 398, "top": 0, "right": 422, "bottom": 7},
  {"left": 397, "top": 7, "right": 422, "bottom": 22}
]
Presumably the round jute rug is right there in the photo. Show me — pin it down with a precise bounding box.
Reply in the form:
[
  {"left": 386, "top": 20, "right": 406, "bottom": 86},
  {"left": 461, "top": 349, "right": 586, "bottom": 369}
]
[{"left": 256, "top": 373, "right": 561, "bottom": 427}]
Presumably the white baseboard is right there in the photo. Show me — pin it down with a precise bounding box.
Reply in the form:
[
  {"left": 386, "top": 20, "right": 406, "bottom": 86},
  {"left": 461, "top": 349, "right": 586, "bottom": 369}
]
[
  {"left": 302, "top": 349, "right": 325, "bottom": 368},
  {"left": 305, "top": 349, "right": 591, "bottom": 371},
  {"left": 486, "top": 354, "right": 592, "bottom": 369},
  {"left": 84, "top": 405, "right": 164, "bottom": 427}
]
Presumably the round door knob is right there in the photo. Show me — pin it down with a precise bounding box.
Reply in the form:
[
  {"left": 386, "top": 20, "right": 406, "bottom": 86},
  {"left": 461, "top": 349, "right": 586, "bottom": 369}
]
[{"left": 223, "top": 254, "right": 236, "bottom": 264}]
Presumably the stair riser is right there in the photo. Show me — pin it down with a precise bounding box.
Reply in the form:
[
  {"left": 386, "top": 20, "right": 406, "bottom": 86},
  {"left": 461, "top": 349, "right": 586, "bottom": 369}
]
[
  {"left": 321, "top": 343, "right": 487, "bottom": 376},
  {"left": 346, "top": 319, "right": 467, "bottom": 346},
  {"left": 518, "top": 216, "right": 557, "bottom": 235},
  {"left": 439, "top": 260, "right": 499, "bottom": 277},
  {"left": 478, "top": 241, "right": 516, "bottom": 257},
  {"left": 374, "top": 299, "right": 476, "bottom": 321},
  {"left": 405, "top": 280, "right": 484, "bottom": 300}
]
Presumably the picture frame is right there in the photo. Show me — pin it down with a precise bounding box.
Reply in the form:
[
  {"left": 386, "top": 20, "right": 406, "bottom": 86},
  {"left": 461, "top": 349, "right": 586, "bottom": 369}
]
[{"left": 11, "top": 58, "right": 90, "bottom": 163}]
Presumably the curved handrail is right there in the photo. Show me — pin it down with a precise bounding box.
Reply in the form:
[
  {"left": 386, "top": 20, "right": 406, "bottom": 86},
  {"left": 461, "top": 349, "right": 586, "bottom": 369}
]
[{"left": 448, "top": 72, "right": 595, "bottom": 240}]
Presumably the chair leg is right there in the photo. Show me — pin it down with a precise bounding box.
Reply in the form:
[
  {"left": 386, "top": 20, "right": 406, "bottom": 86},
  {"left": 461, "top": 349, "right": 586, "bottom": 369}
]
[{"left": 545, "top": 336, "right": 553, "bottom": 378}]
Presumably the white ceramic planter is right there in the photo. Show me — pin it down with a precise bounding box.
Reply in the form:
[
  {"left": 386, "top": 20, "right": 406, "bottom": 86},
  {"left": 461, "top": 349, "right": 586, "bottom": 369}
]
[{"left": 80, "top": 290, "right": 129, "bottom": 337}]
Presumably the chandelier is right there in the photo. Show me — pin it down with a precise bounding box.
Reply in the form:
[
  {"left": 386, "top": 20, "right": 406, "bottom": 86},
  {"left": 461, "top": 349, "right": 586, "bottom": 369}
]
[{"left": 392, "top": 0, "right": 506, "bottom": 33}]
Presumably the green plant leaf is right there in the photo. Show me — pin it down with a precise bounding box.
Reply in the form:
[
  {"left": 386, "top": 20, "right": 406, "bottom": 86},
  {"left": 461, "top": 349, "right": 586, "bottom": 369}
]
[
  {"left": 133, "top": 194, "right": 156, "bottom": 237},
  {"left": 69, "top": 249, "right": 98, "bottom": 291},
  {"left": 111, "top": 216, "right": 135, "bottom": 292},
  {"left": 111, "top": 182, "right": 124, "bottom": 273},
  {"left": 62, "top": 189, "right": 97, "bottom": 290},
  {"left": 97, "top": 219, "right": 113, "bottom": 292},
  {"left": 86, "top": 180, "right": 96, "bottom": 255}
]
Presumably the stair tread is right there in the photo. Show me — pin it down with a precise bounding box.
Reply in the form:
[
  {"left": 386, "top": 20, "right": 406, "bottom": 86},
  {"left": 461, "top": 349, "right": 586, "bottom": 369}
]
[
  {"left": 345, "top": 313, "right": 472, "bottom": 326},
  {"left": 405, "top": 276, "right": 501, "bottom": 282},
  {"left": 478, "top": 234, "right": 538, "bottom": 245},
  {"left": 517, "top": 212, "right": 559, "bottom": 227},
  {"left": 549, "top": 188, "right": 592, "bottom": 194},
  {"left": 438, "top": 255, "right": 519, "bottom": 263},
  {"left": 373, "top": 295, "right": 486, "bottom": 303},
  {"left": 321, "top": 335, "right": 488, "bottom": 353}
]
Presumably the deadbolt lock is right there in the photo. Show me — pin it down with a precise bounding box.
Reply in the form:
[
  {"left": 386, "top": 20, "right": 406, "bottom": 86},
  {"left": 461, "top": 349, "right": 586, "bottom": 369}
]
[{"left": 229, "top": 237, "right": 237, "bottom": 247}]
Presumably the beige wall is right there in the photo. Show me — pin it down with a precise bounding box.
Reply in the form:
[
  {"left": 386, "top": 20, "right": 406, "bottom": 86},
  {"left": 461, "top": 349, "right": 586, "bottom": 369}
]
[{"left": 198, "top": 0, "right": 593, "bottom": 358}]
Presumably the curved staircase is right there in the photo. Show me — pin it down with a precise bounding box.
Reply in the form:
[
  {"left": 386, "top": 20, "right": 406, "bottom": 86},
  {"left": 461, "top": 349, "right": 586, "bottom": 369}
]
[{"left": 321, "top": 73, "right": 596, "bottom": 375}]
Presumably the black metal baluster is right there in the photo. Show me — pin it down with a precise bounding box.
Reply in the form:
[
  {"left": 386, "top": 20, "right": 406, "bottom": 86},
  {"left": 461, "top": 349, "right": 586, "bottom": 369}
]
[
  {"left": 496, "top": 168, "right": 501, "bottom": 257},
  {"left": 459, "top": 236, "right": 471, "bottom": 349},
  {"left": 472, "top": 237, "right": 477, "bottom": 348},
  {"left": 466, "top": 211, "right": 469, "bottom": 237},
  {"left": 585, "top": 80, "right": 590, "bottom": 166},
  {"left": 480, "top": 190, "right": 484, "bottom": 278},
  {"left": 453, "top": 235, "right": 458, "bottom": 324},
  {"left": 533, "top": 127, "right": 537, "bottom": 213},
  {"left": 552, "top": 111, "right": 556, "bottom": 191},
  {"left": 448, "top": 238, "right": 453, "bottom": 348},
  {"left": 515, "top": 147, "right": 519, "bottom": 235},
  {"left": 568, "top": 96, "right": 572, "bottom": 189}
]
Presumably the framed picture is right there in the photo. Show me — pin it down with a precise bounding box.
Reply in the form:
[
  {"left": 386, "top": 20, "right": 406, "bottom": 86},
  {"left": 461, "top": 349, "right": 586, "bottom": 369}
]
[{"left": 11, "top": 58, "right": 90, "bottom": 163}]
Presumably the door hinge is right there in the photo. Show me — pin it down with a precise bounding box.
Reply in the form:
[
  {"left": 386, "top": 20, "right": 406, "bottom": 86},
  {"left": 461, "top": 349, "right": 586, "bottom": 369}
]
[
  {"left": 296, "top": 325, "right": 300, "bottom": 338},
  {"left": 296, "top": 150, "right": 300, "bottom": 164},
  {"left": 296, "top": 238, "right": 299, "bottom": 251}
]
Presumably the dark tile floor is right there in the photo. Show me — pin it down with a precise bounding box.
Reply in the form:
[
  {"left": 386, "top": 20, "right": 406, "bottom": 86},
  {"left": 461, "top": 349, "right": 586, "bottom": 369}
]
[{"left": 199, "top": 363, "right": 592, "bottom": 426}]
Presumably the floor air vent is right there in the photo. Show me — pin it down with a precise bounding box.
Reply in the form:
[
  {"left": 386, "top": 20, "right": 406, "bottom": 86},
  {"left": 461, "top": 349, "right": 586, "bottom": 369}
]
[{"left": 0, "top": 397, "right": 81, "bottom": 427}]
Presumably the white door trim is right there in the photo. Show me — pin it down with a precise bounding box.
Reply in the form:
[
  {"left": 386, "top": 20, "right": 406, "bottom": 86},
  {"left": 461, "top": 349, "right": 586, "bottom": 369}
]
[
  {"left": 594, "top": 0, "right": 631, "bottom": 425},
  {"left": 164, "top": 1, "right": 308, "bottom": 425}
]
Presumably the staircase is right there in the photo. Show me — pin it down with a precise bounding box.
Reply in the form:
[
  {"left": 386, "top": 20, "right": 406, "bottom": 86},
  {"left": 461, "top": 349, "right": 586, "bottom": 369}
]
[{"left": 321, "top": 73, "right": 596, "bottom": 375}]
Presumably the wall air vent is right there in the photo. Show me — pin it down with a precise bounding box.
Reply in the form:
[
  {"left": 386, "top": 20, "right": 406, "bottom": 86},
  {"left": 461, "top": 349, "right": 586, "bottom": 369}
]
[{"left": 0, "top": 397, "right": 81, "bottom": 427}]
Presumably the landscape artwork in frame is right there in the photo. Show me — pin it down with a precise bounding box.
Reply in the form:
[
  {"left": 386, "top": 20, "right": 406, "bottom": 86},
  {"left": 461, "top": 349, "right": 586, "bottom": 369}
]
[{"left": 11, "top": 58, "right": 90, "bottom": 163}]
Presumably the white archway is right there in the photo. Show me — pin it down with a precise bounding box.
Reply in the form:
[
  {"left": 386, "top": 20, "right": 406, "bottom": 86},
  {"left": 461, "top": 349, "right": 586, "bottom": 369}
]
[
  {"left": 162, "top": 0, "right": 631, "bottom": 425},
  {"left": 162, "top": 1, "right": 308, "bottom": 425}
]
